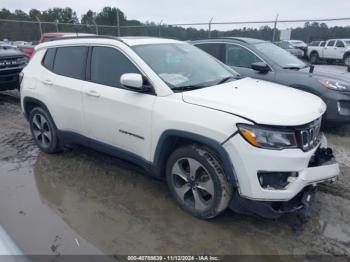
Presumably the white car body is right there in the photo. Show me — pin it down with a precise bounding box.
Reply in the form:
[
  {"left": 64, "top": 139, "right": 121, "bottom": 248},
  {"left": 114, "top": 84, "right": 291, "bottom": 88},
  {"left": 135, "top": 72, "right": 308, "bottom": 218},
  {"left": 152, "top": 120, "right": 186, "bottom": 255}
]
[
  {"left": 20, "top": 37, "right": 340, "bottom": 218},
  {"left": 307, "top": 39, "right": 350, "bottom": 62}
]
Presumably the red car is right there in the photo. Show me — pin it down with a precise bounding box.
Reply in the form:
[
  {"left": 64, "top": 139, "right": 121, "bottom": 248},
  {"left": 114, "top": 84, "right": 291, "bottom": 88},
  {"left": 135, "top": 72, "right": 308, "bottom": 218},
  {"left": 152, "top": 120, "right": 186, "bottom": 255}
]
[{"left": 18, "top": 46, "right": 35, "bottom": 57}]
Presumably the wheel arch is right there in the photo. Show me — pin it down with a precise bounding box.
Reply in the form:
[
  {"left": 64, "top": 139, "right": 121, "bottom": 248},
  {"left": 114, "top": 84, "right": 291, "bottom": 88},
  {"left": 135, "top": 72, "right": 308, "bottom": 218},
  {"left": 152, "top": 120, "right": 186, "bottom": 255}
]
[
  {"left": 343, "top": 51, "right": 350, "bottom": 60},
  {"left": 23, "top": 97, "right": 53, "bottom": 122},
  {"left": 310, "top": 50, "right": 319, "bottom": 56},
  {"left": 153, "top": 130, "right": 237, "bottom": 187}
]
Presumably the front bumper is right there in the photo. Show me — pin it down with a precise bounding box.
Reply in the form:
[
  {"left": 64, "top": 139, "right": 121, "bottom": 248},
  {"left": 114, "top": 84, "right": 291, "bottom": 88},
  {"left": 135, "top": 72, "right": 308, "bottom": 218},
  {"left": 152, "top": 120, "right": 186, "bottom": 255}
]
[
  {"left": 223, "top": 134, "right": 339, "bottom": 201},
  {"left": 224, "top": 134, "right": 339, "bottom": 218},
  {"left": 230, "top": 185, "right": 317, "bottom": 219},
  {"left": 0, "top": 67, "right": 23, "bottom": 91},
  {"left": 322, "top": 87, "right": 350, "bottom": 124}
]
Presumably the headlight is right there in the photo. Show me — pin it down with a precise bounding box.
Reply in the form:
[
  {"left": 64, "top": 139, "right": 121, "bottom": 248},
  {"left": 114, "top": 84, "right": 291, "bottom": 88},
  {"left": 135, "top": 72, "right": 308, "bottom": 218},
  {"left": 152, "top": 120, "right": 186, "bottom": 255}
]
[
  {"left": 237, "top": 124, "right": 298, "bottom": 150},
  {"left": 319, "top": 79, "right": 350, "bottom": 92}
]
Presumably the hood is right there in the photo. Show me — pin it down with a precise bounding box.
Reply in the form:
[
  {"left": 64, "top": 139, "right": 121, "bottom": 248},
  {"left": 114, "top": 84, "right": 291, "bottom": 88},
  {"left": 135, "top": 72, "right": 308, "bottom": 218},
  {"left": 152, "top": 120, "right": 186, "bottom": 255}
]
[
  {"left": 0, "top": 48, "right": 24, "bottom": 58},
  {"left": 299, "top": 66, "right": 350, "bottom": 83},
  {"left": 182, "top": 78, "right": 326, "bottom": 126}
]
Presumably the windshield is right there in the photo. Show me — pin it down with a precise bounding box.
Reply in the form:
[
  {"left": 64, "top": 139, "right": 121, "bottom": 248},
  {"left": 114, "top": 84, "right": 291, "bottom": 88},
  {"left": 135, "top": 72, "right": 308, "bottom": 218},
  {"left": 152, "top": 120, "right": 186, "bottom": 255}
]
[
  {"left": 132, "top": 43, "right": 238, "bottom": 90},
  {"left": 254, "top": 42, "right": 306, "bottom": 69},
  {"left": 345, "top": 41, "right": 350, "bottom": 46}
]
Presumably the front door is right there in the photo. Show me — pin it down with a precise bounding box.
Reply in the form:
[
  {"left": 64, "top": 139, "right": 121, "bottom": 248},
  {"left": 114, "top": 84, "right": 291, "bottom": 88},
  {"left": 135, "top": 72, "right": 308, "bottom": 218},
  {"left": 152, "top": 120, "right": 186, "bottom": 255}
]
[{"left": 82, "top": 46, "right": 156, "bottom": 161}]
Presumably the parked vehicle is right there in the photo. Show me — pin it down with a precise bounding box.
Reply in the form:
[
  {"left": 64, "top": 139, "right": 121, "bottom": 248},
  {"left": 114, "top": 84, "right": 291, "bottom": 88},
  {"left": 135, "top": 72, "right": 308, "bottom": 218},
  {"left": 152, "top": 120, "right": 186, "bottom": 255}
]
[
  {"left": 17, "top": 45, "right": 35, "bottom": 58},
  {"left": 39, "top": 32, "right": 95, "bottom": 43},
  {"left": 192, "top": 37, "right": 350, "bottom": 125},
  {"left": 285, "top": 40, "right": 308, "bottom": 53},
  {"left": 0, "top": 43, "right": 28, "bottom": 91},
  {"left": 307, "top": 39, "right": 350, "bottom": 65},
  {"left": 274, "top": 41, "right": 304, "bottom": 58},
  {"left": 21, "top": 36, "right": 339, "bottom": 219}
]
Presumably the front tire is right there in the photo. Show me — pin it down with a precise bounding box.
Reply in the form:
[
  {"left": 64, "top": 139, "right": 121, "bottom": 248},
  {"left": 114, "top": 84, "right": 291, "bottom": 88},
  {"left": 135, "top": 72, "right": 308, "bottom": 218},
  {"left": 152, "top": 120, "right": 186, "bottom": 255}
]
[
  {"left": 166, "top": 144, "right": 233, "bottom": 219},
  {"left": 29, "top": 107, "right": 61, "bottom": 154}
]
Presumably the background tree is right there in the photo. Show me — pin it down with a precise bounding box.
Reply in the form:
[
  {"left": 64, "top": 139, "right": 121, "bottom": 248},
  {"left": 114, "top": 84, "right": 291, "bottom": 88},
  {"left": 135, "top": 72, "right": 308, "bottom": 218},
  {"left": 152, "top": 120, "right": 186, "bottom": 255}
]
[{"left": 1, "top": 6, "right": 350, "bottom": 42}]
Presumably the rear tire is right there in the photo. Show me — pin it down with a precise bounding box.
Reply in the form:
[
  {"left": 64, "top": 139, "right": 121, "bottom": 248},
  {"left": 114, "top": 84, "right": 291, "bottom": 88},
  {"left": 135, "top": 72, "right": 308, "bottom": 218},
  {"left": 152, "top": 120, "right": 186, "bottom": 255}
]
[
  {"left": 166, "top": 144, "right": 233, "bottom": 219},
  {"left": 344, "top": 54, "right": 350, "bottom": 66},
  {"left": 310, "top": 52, "right": 319, "bottom": 64},
  {"left": 29, "top": 107, "right": 61, "bottom": 154}
]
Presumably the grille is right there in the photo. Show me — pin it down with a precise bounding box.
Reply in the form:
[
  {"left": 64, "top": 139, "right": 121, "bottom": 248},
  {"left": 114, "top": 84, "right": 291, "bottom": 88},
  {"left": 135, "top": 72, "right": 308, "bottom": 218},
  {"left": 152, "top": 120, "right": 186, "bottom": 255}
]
[
  {"left": 0, "top": 56, "right": 26, "bottom": 70},
  {"left": 297, "top": 118, "right": 322, "bottom": 151}
]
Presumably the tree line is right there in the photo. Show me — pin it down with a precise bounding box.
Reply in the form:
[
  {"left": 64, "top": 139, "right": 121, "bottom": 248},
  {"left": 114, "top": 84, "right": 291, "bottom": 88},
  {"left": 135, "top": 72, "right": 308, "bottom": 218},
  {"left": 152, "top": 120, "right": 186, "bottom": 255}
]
[{"left": 0, "top": 7, "right": 350, "bottom": 42}]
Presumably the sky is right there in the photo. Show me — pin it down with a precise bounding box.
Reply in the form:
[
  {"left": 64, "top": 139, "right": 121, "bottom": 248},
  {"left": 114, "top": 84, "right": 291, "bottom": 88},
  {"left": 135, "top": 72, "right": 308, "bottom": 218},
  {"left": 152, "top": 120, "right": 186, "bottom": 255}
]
[{"left": 2, "top": 0, "right": 350, "bottom": 29}]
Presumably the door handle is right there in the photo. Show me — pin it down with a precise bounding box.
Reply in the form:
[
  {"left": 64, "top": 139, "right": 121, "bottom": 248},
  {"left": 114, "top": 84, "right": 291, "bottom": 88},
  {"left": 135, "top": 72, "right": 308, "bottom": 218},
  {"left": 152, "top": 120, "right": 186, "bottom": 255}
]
[
  {"left": 42, "top": 79, "right": 53, "bottom": 86},
  {"left": 86, "top": 90, "right": 100, "bottom": 97}
]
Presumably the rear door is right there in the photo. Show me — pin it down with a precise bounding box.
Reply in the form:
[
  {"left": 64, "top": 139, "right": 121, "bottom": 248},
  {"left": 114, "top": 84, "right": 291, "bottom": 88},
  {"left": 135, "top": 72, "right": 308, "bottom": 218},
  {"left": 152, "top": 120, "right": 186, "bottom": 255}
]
[
  {"left": 82, "top": 46, "right": 156, "bottom": 160},
  {"left": 39, "top": 46, "right": 87, "bottom": 133}
]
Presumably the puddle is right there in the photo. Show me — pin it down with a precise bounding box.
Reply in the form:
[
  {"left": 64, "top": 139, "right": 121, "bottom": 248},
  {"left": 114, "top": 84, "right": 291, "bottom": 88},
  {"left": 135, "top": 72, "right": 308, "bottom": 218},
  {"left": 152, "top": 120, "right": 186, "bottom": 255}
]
[
  {"left": 0, "top": 92, "right": 350, "bottom": 256},
  {"left": 322, "top": 222, "right": 350, "bottom": 244}
]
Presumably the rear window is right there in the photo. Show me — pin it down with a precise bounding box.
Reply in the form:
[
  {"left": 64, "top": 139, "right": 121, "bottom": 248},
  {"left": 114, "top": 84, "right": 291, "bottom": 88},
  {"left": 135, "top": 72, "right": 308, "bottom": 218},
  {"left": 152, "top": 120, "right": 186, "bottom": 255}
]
[
  {"left": 53, "top": 46, "right": 87, "bottom": 80},
  {"left": 42, "top": 48, "right": 56, "bottom": 70}
]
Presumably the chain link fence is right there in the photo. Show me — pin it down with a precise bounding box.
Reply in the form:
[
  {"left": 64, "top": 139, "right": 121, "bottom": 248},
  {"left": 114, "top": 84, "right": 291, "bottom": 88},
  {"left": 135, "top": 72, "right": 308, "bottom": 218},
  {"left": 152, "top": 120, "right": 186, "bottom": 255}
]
[{"left": 1, "top": 17, "right": 350, "bottom": 43}]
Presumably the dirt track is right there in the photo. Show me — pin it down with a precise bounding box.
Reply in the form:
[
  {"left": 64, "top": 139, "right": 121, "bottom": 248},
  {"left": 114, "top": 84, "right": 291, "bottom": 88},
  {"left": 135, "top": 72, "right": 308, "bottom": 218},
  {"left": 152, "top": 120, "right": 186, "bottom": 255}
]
[{"left": 0, "top": 90, "right": 349, "bottom": 257}]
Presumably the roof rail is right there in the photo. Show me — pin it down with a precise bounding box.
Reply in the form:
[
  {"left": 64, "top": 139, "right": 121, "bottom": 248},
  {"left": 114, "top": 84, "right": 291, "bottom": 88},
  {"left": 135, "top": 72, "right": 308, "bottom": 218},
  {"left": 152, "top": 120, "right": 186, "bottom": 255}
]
[
  {"left": 48, "top": 35, "right": 128, "bottom": 45},
  {"left": 210, "top": 37, "right": 249, "bottom": 43}
]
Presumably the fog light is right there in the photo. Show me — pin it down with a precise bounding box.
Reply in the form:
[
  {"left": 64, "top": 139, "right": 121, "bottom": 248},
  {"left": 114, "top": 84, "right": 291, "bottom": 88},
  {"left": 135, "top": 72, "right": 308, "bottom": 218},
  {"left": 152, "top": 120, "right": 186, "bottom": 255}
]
[{"left": 258, "top": 172, "right": 298, "bottom": 190}]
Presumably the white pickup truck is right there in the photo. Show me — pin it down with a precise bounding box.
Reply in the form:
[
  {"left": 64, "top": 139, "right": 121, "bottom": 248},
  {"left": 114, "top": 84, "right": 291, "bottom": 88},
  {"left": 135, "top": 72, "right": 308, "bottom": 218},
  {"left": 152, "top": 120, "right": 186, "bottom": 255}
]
[{"left": 307, "top": 39, "right": 350, "bottom": 65}]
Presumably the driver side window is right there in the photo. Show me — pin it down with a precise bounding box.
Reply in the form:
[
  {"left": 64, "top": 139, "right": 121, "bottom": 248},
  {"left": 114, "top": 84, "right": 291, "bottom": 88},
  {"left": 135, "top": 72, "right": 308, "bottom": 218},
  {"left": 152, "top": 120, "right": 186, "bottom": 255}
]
[{"left": 225, "top": 44, "right": 262, "bottom": 68}]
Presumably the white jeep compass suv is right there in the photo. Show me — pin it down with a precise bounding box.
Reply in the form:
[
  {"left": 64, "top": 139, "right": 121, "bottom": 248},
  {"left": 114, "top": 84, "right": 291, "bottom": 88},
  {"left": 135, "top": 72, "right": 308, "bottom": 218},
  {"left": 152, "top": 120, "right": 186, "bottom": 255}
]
[{"left": 20, "top": 36, "right": 339, "bottom": 219}]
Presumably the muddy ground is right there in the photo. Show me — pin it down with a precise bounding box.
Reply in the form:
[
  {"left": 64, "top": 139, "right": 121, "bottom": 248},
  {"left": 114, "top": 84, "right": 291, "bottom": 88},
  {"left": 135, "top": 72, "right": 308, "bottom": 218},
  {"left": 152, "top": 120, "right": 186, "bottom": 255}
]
[{"left": 0, "top": 89, "right": 349, "bottom": 258}]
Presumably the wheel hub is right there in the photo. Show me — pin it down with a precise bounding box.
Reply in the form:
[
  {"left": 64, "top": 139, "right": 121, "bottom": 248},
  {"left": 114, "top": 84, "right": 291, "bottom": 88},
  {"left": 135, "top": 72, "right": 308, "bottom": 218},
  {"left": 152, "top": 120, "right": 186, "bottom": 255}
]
[{"left": 171, "top": 157, "right": 215, "bottom": 211}]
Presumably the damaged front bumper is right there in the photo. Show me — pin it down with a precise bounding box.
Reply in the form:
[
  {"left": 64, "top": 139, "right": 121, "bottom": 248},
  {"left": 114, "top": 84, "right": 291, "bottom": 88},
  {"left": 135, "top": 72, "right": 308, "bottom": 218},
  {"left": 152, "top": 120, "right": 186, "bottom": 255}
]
[{"left": 229, "top": 147, "right": 339, "bottom": 219}]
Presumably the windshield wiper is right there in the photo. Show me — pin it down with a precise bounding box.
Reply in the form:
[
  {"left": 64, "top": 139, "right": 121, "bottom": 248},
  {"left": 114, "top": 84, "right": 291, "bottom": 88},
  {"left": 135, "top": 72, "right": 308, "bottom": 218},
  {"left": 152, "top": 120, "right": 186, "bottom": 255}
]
[
  {"left": 172, "top": 83, "right": 210, "bottom": 92},
  {"left": 215, "top": 76, "right": 237, "bottom": 85}
]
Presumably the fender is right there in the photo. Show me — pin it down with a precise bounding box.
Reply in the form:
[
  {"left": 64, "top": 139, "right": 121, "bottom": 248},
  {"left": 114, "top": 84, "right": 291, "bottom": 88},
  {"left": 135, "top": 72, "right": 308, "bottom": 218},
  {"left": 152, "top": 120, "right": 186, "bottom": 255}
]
[{"left": 153, "top": 130, "right": 238, "bottom": 186}]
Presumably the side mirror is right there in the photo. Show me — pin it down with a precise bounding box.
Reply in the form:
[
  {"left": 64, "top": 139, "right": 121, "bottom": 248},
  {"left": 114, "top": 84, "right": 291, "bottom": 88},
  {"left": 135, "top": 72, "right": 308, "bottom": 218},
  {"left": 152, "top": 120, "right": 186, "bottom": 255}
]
[
  {"left": 251, "top": 62, "right": 270, "bottom": 73},
  {"left": 120, "top": 73, "right": 151, "bottom": 93}
]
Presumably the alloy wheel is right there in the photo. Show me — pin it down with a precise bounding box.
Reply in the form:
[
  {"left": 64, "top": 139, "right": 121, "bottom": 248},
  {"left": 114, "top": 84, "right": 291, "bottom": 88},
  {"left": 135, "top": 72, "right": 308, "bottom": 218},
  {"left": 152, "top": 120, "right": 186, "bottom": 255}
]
[
  {"left": 171, "top": 157, "right": 215, "bottom": 211},
  {"left": 31, "top": 113, "right": 52, "bottom": 148}
]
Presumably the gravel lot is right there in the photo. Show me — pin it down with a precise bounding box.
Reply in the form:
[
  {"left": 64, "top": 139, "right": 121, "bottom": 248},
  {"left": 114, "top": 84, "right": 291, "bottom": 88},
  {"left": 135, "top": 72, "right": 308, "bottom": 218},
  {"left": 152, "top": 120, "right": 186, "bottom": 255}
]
[{"left": 0, "top": 67, "right": 349, "bottom": 257}]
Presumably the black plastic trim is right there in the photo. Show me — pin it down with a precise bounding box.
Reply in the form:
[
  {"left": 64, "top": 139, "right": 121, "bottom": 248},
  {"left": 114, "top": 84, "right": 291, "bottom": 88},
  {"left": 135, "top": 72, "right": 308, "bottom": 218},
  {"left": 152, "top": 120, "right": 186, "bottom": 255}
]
[
  {"left": 58, "top": 130, "right": 154, "bottom": 173},
  {"left": 153, "top": 130, "right": 238, "bottom": 185},
  {"left": 23, "top": 97, "right": 51, "bottom": 120}
]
